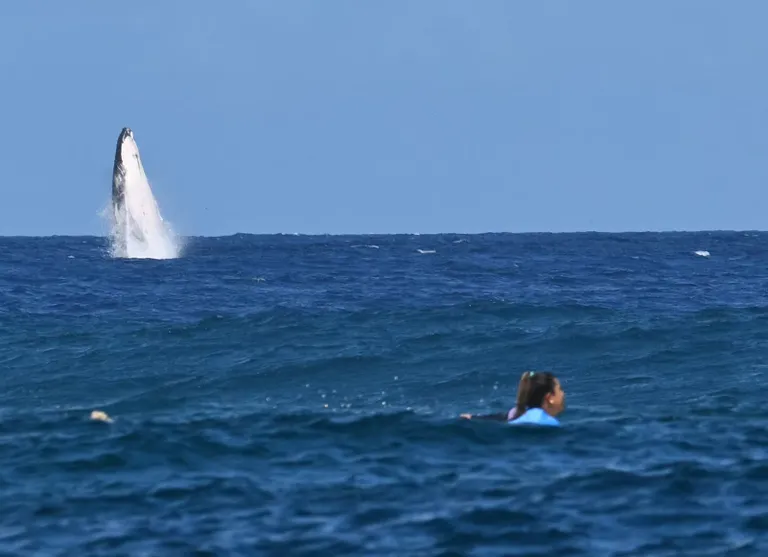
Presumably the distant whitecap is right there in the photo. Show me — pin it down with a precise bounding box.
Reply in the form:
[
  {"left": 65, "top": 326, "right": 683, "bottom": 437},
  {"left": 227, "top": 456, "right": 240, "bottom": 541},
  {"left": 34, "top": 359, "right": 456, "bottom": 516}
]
[{"left": 694, "top": 250, "right": 710, "bottom": 257}]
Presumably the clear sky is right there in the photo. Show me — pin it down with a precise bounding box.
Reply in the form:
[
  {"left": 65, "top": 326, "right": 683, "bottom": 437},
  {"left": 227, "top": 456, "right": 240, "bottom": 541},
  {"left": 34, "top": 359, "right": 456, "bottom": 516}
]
[{"left": 1, "top": 1, "right": 767, "bottom": 236}]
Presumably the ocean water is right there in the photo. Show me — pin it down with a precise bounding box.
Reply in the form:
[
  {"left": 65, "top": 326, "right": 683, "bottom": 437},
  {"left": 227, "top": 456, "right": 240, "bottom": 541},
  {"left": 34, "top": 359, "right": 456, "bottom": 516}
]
[{"left": 1, "top": 232, "right": 767, "bottom": 556}]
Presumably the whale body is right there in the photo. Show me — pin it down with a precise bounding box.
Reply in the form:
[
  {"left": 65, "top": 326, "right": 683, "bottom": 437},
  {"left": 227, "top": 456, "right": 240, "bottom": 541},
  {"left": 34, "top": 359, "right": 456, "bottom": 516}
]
[{"left": 110, "top": 128, "right": 178, "bottom": 259}]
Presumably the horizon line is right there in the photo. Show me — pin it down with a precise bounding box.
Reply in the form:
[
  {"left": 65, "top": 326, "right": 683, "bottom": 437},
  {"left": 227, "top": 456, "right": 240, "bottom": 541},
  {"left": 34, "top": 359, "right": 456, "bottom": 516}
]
[{"left": 0, "top": 228, "right": 765, "bottom": 239}]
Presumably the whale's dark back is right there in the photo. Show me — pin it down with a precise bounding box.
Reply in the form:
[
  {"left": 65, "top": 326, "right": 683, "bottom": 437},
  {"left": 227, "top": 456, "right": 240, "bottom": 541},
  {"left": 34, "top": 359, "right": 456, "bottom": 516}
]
[{"left": 111, "top": 128, "right": 132, "bottom": 204}]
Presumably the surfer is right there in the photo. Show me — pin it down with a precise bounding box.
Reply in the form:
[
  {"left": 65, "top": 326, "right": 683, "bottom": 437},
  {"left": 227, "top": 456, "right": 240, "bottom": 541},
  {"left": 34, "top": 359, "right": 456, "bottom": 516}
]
[{"left": 460, "top": 370, "right": 566, "bottom": 426}]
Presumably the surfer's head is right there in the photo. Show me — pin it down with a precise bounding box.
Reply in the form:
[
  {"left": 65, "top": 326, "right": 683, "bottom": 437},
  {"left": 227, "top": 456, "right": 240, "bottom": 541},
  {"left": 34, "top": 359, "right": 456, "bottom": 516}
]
[{"left": 513, "top": 371, "right": 565, "bottom": 418}]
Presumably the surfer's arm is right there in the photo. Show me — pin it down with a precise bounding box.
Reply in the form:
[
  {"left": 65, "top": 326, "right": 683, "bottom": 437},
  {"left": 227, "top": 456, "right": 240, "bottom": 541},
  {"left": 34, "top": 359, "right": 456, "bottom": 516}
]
[{"left": 460, "top": 412, "right": 508, "bottom": 421}]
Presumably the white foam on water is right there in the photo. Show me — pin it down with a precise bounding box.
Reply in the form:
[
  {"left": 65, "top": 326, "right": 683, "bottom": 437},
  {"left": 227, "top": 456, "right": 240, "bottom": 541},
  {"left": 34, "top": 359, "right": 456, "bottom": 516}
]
[
  {"left": 108, "top": 133, "right": 181, "bottom": 260},
  {"left": 694, "top": 250, "right": 710, "bottom": 257}
]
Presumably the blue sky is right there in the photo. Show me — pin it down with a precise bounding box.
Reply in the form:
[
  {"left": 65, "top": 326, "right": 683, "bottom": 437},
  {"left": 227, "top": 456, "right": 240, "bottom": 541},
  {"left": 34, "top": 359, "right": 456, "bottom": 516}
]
[{"left": 1, "top": 1, "right": 767, "bottom": 236}]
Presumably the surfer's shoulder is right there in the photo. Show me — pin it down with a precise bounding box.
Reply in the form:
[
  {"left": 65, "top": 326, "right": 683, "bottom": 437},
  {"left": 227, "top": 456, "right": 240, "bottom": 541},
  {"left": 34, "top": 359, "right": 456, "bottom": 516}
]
[{"left": 507, "top": 407, "right": 561, "bottom": 427}]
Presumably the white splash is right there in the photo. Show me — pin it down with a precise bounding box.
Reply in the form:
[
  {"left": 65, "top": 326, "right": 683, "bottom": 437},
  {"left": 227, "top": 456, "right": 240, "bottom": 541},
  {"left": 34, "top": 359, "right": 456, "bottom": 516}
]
[
  {"left": 694, "top": 250, "right": 710, "bottom": 257},
  {"left": 109, "top": 130, "right": 181, "bottom": 259}
]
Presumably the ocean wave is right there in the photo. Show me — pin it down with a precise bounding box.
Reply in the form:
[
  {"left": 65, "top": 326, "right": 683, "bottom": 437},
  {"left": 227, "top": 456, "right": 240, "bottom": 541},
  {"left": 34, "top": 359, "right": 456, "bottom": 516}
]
[{"left": 3, "top": 233, "right": 768, "bottom": 554}]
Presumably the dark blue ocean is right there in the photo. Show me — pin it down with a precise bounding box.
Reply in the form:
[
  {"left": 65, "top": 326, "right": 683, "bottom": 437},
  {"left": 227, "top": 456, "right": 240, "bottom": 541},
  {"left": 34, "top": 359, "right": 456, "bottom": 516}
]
[{"left": 1, "top": 232, "right": 767, "bottom": 556}]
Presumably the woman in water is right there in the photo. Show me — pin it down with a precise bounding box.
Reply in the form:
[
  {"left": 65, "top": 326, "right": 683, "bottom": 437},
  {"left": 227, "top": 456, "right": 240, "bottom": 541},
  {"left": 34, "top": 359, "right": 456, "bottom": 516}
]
[{"left": 460, "top": 370, "right": 566, "bottom": 426}]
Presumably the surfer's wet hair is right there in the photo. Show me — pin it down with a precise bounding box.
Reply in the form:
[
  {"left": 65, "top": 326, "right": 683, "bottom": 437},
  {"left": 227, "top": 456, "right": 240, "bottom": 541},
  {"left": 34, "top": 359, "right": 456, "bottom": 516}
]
[{"left": 512, "top": 371, "right": 558, "bottom": 419}]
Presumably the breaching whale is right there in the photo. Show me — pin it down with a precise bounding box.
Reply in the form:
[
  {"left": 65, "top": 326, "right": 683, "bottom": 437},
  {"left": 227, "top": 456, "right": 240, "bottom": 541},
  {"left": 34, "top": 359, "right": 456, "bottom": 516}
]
[{"left": 110, "top": 127, "right": 179, "bottom": 259}]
